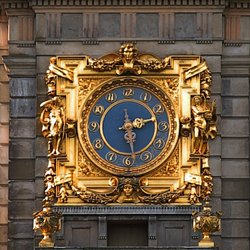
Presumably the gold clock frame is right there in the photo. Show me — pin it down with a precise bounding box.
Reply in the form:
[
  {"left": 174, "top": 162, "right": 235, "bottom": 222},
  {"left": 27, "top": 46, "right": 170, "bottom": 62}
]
[{"left": 38, "top": 43, "right": 217, "bottom": 206}]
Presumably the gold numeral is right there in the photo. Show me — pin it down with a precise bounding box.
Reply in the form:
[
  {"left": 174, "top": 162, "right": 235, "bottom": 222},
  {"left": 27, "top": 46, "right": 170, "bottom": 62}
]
[
  {"left": 93, "top": 105, "right": 104, "bottom": 115},
  {"left": 123, "top": 88, "right": 134, "bottom": 97},
  {"left": 153, "top": 138, "right": 165, "bottom": 150},
  {"left": 88, "top": 121, "right": 99, "bottom": 132},
  {"left": 158, "top": 121, "right": 169, "bottom": 131},
  {"left": 105, "top": 93, "right": 117, "bottom": 103},
  {"left": 153, "top": 104, "right": 164, "bottom": 114},
  {"left": 105, "top": 152, "right": 117, "bottom": 162},
  {"left": 140, "top": 92, "right": 152, "bottom": 102},
  {"left": 140, "top": 151, "right": 152, "bottom": 162},
  {"left": 93, "top": 138, "right": 104, "bottom": 150},
  {"left": 123, "top": 156, "right": 134, "bottom": 166}
]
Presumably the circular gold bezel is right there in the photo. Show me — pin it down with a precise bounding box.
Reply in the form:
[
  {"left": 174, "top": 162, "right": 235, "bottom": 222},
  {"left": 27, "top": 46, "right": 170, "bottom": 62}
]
[{"left": 78, "top": 77, "right": 179, "bottom": 176}]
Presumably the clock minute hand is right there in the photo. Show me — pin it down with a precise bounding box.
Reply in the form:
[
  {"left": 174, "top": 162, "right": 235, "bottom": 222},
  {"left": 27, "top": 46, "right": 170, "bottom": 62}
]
[
  {"left": 132, "top": 116, "right": 156, "bottom": 129},
  {"left": 119, "top": 109, "right": 136, "bottom": 159}
]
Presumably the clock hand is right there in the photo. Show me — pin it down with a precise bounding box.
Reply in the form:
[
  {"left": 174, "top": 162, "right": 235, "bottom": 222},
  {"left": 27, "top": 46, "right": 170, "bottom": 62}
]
[
  {"left": 132, "top": 116, "right": 156, "bottom": 129},
  {"left": 119, "top": 109, "right": 136, "bottom": 159}
]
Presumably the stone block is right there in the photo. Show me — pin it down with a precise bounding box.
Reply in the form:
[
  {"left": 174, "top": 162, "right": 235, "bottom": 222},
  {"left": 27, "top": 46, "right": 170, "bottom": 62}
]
[
  {"left": 222, "top": 159, "right": 249, "bottom": 178},
  {"left": 209, "top": 156, "right": 221, "bottom": 177},
  {"left": 62, "top": 14, "right": 83, "bottom": 39},
  {"left": 211, "top": 94, "right": 221, "bottom": 115},
  {"left": 203, "top": 56, "right": 221, "bottom": 73},
  {"left": 209, "top": 137, "right": 221, "bottom": 156},
  {"left": 8, "top": 239, "right": 33, "bottom": 250},
  {"left": 8, "top": 221, "right": 33, "bottom": 239},
  {"left": 0, "top": 225, "right": 7, "bottom": 243},
  {"left": 36, "top": 56, "right": 52, "bottom": 74},
  {"left": 9, "top": 201, "right": 35, "bottom": 219},
  {"left": 222, "top": 179, "right": 249, "bottom": 199},
  {"left": 9, "top": 140, "right": 35, "bottom": 159},
  {"left": 222, "top": 201, "right": 249, "bottom": 219},
  {"left": 35, "top": 14, "right": 47, "bottom": 39},
  {"left": 222, "top": 238, "right": 249, "bottom": 250},
  {"left": 175, "top": 13, "right": 196, "bottom": 39},
  {"left": 0, "top": 103, "right": 9, "bottom": 123},
  {"left": 0, "top": 83, "right": 9, "bottom": 103},
  {"left": 0, "top": 205, "right": 7, "bottom": 223},
  {"left": 36, "top": 116, "right": 42, "bottom": 137},
  {"left": 9, "top": 181, "right": 35, "bottom": 200},
  {"left": 223, "top": 44, "right": 250, "bottom": 57},
  {"left": 0, "top": 145, "right": 8, "bottom": 164},
  {"left": 35, "top": 137, "right": 48, "bottom": 157},
  {"left": 99, "top": 14, "right": 120, "bottom": 38},
  {"left": 211, "top": 73, "right": 221, "bottom": 94},
  {"left": 0, "top": 165, "right": 8, "bottom": 185},
  {"left": 222, "top": 77, "right": 249, "bottom": 96},
  {"left": 35, "top": 157, "right": 48, "bottom": 177},
  {"left": 222, "top": 220, "right": 249, "bottom": 238},
  {"left": 212, "top": 13, "right": 223, "bottom": 39},
  {"left": 35, "top": 178, "right": 45, "bottom": 198},
  {"left": 222, "top": 138, "right": 249, "bottom": 159},
  {"left": 221, "top": 118, "right": 249, "bottom": 137},
  {"left": 10, "top": 98, "right": 36, "bottom": 117},
  {"left": 37, "top": 74, "right": 47, "bottom": 95},
  {"left": 36, "top": 94, "right": 48, "bottom": 114},
  {"left": 9, "top": 159, "right": 35, "bottom": 180},
  {"left": 10, "top": 119, "right": 36, "bottom": 138},
  {"left": 210, "top": 197, "right": 222, "bottom": 212},
  {"left": 10, "top": 78, "right": 36, "bottom": 97},
  {"left": 212, "top": 177, "right": 221, "bottom": 196},
  {"left": 0, "top": 124, "right": 9, "bottom": 143},
  {"left": 136, "top": 13, "right": 159, "bottom": 38}
]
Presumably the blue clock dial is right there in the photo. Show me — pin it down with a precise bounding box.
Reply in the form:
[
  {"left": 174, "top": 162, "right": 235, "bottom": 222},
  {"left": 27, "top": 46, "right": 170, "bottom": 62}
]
[
  {"left": 79, "top": 78, "right": 179, "bottom": 175},
  {"left": 87, "top": 86, "right": 169, "bottom": 168}
]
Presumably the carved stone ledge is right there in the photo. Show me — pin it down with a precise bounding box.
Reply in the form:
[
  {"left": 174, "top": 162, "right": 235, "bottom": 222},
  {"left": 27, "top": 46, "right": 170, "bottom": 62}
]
[
  {"left": 54, "top": 205, "right": 201, "bottom": 215},
  {"left": 17, "top": 42, "right": 35, "bottom": 47},
  {"left": 223, "top": 42, "right": 242, "bottom": 47},
  {"left": 45, "top": 40, "right": 62, "bottom": 45},
  {"left": 82, "top": 40, "right": 99, "bottom": 45},
  {"left": 158, "top": 40, "right": 175, "bottom": 44},
  {"left": 196, "top": 40, "right": 213, "bottom": 44}
]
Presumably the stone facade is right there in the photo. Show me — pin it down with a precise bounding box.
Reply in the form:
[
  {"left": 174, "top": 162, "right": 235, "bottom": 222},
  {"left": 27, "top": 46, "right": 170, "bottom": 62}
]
[{"left": 0, "top": 0, "right": 249, "bottom": 249}]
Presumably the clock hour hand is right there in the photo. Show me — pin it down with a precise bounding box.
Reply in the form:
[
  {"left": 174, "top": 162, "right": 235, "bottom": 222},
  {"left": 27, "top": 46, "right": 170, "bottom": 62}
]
[
  {"left": 132, "top": 116, "right": 156, "bottom": 129},
  {"left": 119, "top": 109, "right": 136, "bottom": 159}
]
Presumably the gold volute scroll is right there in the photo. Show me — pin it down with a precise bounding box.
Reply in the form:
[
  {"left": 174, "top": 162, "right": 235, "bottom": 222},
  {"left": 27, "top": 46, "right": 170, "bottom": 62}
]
[{"left": 36, "top": 44, "right": 218, "bottom": 210}]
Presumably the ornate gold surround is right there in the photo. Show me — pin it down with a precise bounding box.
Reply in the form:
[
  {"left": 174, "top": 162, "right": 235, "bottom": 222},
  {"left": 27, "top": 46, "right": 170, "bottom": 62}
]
[{"left": 39, "top": 44, "right": 217, "bottom": 206}]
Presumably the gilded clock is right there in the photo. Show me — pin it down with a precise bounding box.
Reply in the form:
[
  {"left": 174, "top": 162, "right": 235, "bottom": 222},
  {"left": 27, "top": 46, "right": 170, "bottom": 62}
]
[{"left": 78, "top": 77, "right": 179, "bottom": 176}]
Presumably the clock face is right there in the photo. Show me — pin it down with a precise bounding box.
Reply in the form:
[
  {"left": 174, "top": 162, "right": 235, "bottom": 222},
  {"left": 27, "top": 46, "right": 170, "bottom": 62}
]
[{"left": 78, "top": 78, "right": 179, "bottom": 175}]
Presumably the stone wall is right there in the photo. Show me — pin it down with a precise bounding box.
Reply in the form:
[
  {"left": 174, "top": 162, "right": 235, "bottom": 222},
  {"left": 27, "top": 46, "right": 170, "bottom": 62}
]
[{"left": 0, "top": 0, "right": 249, "bottom": 250}]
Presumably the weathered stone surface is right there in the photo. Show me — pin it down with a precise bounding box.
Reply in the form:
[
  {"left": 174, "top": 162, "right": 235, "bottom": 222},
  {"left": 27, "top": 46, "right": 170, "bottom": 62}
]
[
  {"left": 222, "top": 138, "right": 249, "bottom": 159},
  {"left": 10, "top": 78, "right": 36, "bottom": 97},
  {"left": 0, "top": 103, "right": 9, "bottom": 123},
  {"left": 209, "top": 156, "right": 222, "bottom": 177},
  {"left": 221, "top": 118, "right": 249, "bottom": 137},
  {"left": 0, "top": 225, "right": 7, "bottom": 243},
  {"left": 209, "top": 137, "right": 221, "bottom": 156},
  {"left": 9, "top": 141, "right": 35, "bottom": 159},
  {"left": 0, "top": 124, "right": 9, "bottom": 143},
  {"left": 211, "top": 73, "right": 221, "bottom": 94},
  {"left": 99, "top": 14, "right": 120, "bottom": 38},
  {"left": 222, "top": 201, "right": 249, "bottom": 219},
  {"left": 0, "top": 145, "right": 8, "bottom": 164},
  {"left": 222, "top": 220, "right": 249, "bottom": 238},
  {"left": 222, "top": 179, "right": 249, "bottom": 199},
  {"left": 222, "top": 44, "right": 250, "bottom": 57},
  {"left": 222, "top": 238, "right": 249, "bottom": 250},
  {"left": 35, "top": 178, "right": 45, "bottom": 198},
  {"left": 8, "top": 221, "right": 33, "bottom": 238},
  {"left": 0, "top": 83, "right": 9, "bottom": 102},
  {"left": 221, "top": 159, "right": 249, "bottom": 178},
  {"left": 0, "top": 165, "right": 8, "bottom": 184},
  {"left": 9, "top": 201, "right": 35, "bottom": 219},
  {"left": 10, "top": 119, "right": 36, "bottom": 138},
  {"left": 9, "top": 159, "right": 35, "bottom": 180},
  {"left": 136, "top": 13, "right": 159, "bottom": 38},
  {"left": 9, "top": 181, "right": 35, "bottom": 200},
  {"left": 222, "top": 77, "right": 249, "bottom": 96},
  {"left": 222, "top": 97, "right": 249, "bottom": 116},
  {"left": 10, "top": 98, "right": 36, "bottom": 117},
  {"left": 175, "top": 13, "right": 196, "bottom": 39},
  {"left": 8, "top": 239, "right": 34, "bottom": 250},
  {"left": 35, "top": 14, "right": 46, "bottom": 39},
  {"left": 35, "top": 157, "right": 48, "bottom": 177},
  {"left": 0, "top": 205, "right": 7, "bottom": 223},
  {"left": 35, "top": 137, "right": 48, "bottom": 157},
  {"left": 212, "top": 177, "right": 221, "bottom": 196},
  {"left": 62, "top": 14, "right": 83, "bottom": 39},
  {"left": 36, "top": 74, "right": 47, "bottom": 95}
]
